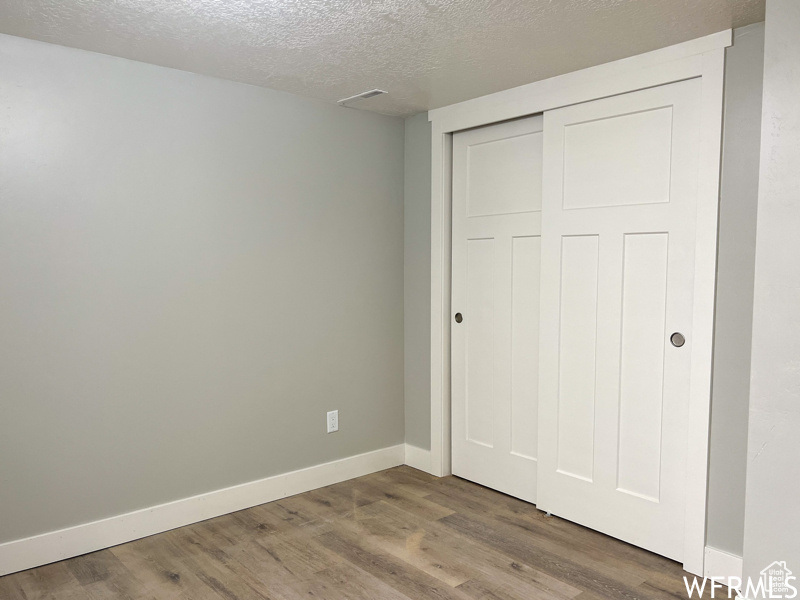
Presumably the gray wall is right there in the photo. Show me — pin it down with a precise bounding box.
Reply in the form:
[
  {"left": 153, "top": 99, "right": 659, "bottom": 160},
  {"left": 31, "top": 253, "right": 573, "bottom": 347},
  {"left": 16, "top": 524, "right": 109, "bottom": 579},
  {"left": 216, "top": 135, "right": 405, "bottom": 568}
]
[
  {"left": 743, "top": 0, "right": 800, "bottom": 583},
  {"left": 400, "top": 28, "right": 765, "bottom": 557},
  {"left": 403, "top": 113, "right": 432, "bottom": 450},
  {"left": 706, "top": 23, "right": 764, "bottom": 557},
  {"left": 0, "top": 33, "right": 405, "bottom": 544}
]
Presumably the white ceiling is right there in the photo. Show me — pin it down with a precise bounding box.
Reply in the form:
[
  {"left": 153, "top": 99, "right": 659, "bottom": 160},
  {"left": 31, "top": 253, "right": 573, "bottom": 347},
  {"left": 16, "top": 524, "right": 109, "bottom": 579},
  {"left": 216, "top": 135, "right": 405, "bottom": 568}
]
[{"left": 0, "top": 0, "right": 765, "bottom": 117}]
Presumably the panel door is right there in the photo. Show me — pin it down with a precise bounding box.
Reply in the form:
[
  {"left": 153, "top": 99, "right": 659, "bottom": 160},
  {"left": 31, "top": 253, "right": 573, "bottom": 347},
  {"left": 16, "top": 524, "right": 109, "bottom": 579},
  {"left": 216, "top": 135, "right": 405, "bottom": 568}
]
[
  {"left": 451, "top": 115, "right": 543, "bottom": 503},
  {"left": 537, "top": 79, "right": 701, "bottom": 561}
]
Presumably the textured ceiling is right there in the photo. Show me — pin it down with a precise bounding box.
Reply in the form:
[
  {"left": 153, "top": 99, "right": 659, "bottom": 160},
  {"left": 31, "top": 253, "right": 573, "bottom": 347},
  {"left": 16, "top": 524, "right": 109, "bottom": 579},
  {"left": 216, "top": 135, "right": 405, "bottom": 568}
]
[{"left": 0, "top": 0, "right": 765, "bottom": 117}]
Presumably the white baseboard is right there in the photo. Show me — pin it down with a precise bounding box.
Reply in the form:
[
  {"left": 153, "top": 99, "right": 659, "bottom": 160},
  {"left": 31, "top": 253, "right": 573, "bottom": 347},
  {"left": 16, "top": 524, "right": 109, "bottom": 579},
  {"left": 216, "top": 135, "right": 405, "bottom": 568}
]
[
  {"left": 0, "top": 444, "right": 404, "bottom": 576},
  {"left": 704, "top": 546, "right": 743, "bottom": 581},
  {"left": 404, "top": 444, "right": 432, "bottom": 474}
]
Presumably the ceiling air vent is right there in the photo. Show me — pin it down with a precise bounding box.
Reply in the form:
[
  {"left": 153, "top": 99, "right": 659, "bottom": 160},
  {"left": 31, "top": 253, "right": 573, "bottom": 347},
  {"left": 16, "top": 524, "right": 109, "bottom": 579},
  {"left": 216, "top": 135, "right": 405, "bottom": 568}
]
[{"left": 338, "top": 89, "right": 387, "bottom": 106}]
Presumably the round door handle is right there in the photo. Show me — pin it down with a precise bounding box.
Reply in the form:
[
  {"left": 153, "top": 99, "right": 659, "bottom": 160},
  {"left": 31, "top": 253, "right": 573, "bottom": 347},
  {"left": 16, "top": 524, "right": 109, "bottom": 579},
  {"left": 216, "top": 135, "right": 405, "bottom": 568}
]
[
  {"left": 455, "top": 313, "right": 463, "bottom": 323},
  {"left": 670, "top": 332, "right": 686, "bottom": 347}
]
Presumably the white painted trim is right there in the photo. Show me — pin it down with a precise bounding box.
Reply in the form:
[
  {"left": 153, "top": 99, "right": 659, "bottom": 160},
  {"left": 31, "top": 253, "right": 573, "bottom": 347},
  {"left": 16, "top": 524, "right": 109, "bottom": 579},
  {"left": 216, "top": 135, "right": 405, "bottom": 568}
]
[
  {"left": 429, "top": 29, "right": 731, "bottom": 574},
  {"left": 681, "top": 46, "right": 727, "bottom": 577},
  {"left": 0, "top": 444, "right": 404, "bottom": 576},
  {"left": 404, "top": 444, "right": 432, "bottom": 474},
  {"left": 429, "top": 29, "right": 731, "bottom": 133},
  {"left": 704, "top": 547, "right": 744, "bottom": 581},
  {"left": 430, "top": 129, "right": 453, "bottom": 477}
]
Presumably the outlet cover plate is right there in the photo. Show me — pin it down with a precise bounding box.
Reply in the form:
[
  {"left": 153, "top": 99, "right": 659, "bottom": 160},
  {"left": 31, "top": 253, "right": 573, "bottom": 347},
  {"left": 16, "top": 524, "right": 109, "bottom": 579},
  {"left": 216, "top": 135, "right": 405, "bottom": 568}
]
[{"left": 327, "top": 410, "right": 338, "bottom": 433}]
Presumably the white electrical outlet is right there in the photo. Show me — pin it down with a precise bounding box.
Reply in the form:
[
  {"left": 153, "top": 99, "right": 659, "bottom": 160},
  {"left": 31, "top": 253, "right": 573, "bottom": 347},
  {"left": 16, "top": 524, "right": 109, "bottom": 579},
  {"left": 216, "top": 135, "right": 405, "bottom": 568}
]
[{"left": 327, "top": 410, "right": 338, "bottom": 433}]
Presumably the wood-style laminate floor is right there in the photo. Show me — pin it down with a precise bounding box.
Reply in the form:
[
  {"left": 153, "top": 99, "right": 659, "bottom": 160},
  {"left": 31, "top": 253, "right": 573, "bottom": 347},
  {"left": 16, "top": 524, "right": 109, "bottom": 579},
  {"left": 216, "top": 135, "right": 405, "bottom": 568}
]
[{"left": 0, "top": 466, "right": 698, "bottom": 600}]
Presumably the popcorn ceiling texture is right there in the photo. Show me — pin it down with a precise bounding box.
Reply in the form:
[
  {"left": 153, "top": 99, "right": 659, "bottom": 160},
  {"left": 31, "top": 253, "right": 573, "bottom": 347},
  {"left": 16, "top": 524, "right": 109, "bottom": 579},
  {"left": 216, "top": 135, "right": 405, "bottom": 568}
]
[{"left": 0, "top": 0, "right": 765, "bottom": 116}]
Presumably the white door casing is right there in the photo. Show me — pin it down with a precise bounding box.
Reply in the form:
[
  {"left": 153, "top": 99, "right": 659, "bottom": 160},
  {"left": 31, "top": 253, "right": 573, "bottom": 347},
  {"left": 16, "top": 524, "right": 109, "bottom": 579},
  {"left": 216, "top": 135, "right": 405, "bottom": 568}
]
[
  {"left": 429, "top": 31, "right": 728, "bottom": 575},
  {"left": 451, "top": 116, "right": 543, "bottom": 503},
  {"left": 536, "top": 78, "right": 701, "bottom": 562}
]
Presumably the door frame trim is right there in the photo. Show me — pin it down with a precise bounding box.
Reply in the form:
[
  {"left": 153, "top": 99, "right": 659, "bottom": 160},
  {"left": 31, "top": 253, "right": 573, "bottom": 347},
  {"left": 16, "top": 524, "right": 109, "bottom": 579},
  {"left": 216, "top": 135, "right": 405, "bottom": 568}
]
[{"left": 428, "top": 29, "right": 730, "bottom": 576}]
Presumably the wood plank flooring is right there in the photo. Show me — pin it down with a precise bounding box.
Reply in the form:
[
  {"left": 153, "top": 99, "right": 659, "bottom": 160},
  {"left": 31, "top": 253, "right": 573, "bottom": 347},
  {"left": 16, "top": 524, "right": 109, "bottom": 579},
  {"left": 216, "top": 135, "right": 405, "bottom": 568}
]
[{"left": 0, "top": 466, "right": 700, "bottom": 599}]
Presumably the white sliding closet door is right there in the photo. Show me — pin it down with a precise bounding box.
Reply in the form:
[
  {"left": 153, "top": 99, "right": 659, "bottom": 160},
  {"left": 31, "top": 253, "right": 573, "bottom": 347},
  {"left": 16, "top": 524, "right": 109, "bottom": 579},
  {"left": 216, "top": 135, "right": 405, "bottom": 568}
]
[
  {"left": 537, "top": 79, "right": 701, "bottom": 561},
  {"left": 451, "top": 116, "right": 543, "bottom": 503}
]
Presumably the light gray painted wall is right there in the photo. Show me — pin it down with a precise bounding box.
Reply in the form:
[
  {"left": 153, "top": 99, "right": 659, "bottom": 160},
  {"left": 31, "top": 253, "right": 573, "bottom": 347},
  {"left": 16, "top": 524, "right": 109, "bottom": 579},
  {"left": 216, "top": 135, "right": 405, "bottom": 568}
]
[
  {"left": 403, "top": 113, "right": 432, "bottom": 450},
  {"left": 0, "top": 33, "right": 405, "bottom": 544},
  {"left": 742, "top": 0, "right": 800, "bottom": 583},
  {"left": 705, "top": 23, "right": 764, "bottom": 557},
  {"left": 400, "top": 28, "right": 764, "bottom": 555}
]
